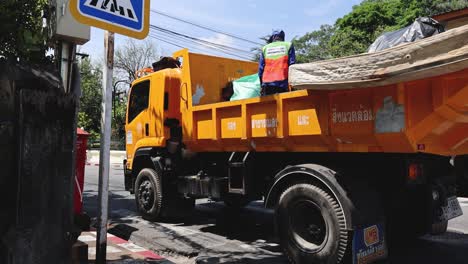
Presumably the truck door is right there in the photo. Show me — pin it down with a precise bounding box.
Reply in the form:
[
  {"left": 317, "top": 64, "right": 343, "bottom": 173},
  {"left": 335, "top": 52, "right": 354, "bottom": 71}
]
[{"left": 125, "top": 79, "right": 151, "bottom": 162}]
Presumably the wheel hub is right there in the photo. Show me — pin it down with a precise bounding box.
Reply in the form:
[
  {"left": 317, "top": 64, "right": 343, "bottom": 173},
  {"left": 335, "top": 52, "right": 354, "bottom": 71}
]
[
  {"left": 138, "top": 180, "right": 154, "bottom": 211},
  {"left": 289, "top": 200, "right": 328, "bottom": 251}
]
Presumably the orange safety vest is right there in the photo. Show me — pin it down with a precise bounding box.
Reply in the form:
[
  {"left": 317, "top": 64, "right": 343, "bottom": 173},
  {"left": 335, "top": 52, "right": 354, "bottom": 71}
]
[{"left": 262, "top": 41, "right": 292, "bottom": 83}]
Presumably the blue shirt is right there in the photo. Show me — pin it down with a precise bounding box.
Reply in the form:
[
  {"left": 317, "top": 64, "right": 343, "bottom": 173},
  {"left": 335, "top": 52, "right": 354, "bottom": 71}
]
[{"left": 258, "top": 42, "right": 296, "bottom": 88}]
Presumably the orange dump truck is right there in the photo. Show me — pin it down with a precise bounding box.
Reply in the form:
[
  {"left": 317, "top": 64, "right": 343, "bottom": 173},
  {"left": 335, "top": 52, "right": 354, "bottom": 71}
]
[{"left": 124, "top": 27, "right": 468, "bottom": 264}]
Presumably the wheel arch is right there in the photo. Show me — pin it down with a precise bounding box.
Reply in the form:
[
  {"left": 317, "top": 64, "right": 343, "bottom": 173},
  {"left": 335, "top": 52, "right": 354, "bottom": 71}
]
[
  {"left": 131, "top": 147, "right": 164, "bottom": 180},
  {"left": 265, "top": 164, "right": 354, "bottom": 230}
]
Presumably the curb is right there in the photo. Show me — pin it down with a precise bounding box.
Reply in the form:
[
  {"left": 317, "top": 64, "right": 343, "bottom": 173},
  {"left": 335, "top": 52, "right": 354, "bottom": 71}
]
[
  {"left": 87, "top": 150, "right": 126, "bottom": 166},
  {"left": 79, "top": 231, "right": 165, "bottom": 263},
  {"left": 86, "top": 162, "right": 124, "bottom": 167},
  {"left": 107, "top": 235, "right": 163, "bottom": 260}
]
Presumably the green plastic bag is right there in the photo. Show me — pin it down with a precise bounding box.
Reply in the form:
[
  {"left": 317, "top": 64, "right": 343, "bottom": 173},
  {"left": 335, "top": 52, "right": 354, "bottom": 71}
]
[{"left": 230, "top": 74, "right": 261, "bottom": 101}]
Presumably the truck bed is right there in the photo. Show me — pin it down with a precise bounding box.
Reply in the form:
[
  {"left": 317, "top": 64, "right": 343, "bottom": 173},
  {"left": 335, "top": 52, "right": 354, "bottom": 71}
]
[{"left": 174, "top": 45, "right": 468, "bottom": 156}]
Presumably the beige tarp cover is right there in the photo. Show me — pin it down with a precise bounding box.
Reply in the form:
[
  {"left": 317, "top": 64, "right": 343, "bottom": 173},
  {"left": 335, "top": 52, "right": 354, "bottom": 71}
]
[{"left": 289, "top": 24, "right": 468, "bottom": 90}]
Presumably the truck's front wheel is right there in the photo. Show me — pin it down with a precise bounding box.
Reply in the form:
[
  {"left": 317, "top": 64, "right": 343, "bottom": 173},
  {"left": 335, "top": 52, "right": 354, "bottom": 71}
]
[
  {"left": 135, "top": 168, "right": 195, "bottom": 221},
  {"left": 276, "top": 183, "right": 348, "bottom": 264},
  {"left": 135, "top": 168, "right": 163, "bottom": 221}
]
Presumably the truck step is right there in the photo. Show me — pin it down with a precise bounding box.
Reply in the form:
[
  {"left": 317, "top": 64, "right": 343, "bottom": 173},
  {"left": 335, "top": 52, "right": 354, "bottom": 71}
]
[{"left": 227, "top": 152, "right": 252, "bottom": 195}]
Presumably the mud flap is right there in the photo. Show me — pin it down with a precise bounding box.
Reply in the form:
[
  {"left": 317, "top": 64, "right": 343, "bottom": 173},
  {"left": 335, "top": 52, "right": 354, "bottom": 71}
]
[{"left": 352, "top": 223, "right": 388, "bottom": 264}]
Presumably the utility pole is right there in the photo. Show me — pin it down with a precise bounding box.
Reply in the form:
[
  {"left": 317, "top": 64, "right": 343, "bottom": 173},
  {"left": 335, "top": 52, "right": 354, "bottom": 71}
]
[{"left": 96, "top": 30, "right": 114, "bottom": 264}]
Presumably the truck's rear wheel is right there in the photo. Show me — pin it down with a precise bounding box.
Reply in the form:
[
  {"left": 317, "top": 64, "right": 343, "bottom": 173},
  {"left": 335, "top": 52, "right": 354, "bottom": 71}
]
[
  {"left": 135, "top": 168, "right": 163, "bottom": 221},
  {"left": 276, "top": 183, "right": 348, "bottom": 264}
]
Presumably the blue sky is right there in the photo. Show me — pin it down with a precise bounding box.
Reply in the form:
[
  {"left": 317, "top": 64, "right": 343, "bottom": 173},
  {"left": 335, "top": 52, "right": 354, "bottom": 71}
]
[{"left": 79, "top": 0, "right": 362, "bottom": 62}]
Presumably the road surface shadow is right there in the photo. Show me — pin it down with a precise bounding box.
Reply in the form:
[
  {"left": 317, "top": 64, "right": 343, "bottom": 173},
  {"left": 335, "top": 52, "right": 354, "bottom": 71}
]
[
  {"left": 198, "top": 206, "right": 276, "bottom": 242},
  {"left": 83, "top": 190, "right": 468, "bottom": 264},
  {"left": 83, "top": 190, "right": 137, "bottom": 219},
  {"left": 195, "top": 253, "right": 287, "bottom": 264},
  {"left": 388, "top": 231, "right": 468, "bottom": 264}
]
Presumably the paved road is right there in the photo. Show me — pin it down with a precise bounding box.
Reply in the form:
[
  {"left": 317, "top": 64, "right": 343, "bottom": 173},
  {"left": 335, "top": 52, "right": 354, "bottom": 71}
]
[{"left": 83, "top": 164, "right": 468, "bottom": 264}]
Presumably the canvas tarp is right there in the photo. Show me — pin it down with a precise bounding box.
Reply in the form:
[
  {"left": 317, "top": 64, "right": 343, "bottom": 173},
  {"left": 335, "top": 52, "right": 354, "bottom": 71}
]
[
  {"left": 289, "top": 24, "right": 468, "bottom": 90},
  {"left": 368, "top": 17, "right": 444, "bottom": 53}
]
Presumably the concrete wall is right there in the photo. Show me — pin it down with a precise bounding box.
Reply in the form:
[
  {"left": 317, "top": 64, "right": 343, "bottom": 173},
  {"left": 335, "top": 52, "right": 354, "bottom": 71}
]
[{"left": 0, "top": 62, "right": 76, "bottom": 264}]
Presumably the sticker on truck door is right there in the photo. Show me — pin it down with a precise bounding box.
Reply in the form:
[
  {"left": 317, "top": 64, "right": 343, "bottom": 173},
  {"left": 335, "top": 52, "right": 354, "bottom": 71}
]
[{"left": 126, "top": 131, "right": 133, "bottom": 145}]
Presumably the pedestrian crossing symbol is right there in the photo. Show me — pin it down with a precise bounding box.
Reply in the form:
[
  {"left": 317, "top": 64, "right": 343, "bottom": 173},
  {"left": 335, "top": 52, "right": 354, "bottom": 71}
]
[{"left": 70, "top": 0, "right": 149, "bottom": 39}]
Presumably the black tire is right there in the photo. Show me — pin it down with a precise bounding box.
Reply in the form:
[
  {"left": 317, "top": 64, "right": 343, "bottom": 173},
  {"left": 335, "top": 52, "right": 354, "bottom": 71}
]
[
  {"left": 431, "top": 220, "right": 448, "bottom": 235},
  {"left": 135, "top": 168, "right": 195, "bottom": 221},
  {"left": 276, "top": 183, "right": 348, "bottom": 264},
  {"left": 135, "top": 168, "right": 163, "bottom": 221}
]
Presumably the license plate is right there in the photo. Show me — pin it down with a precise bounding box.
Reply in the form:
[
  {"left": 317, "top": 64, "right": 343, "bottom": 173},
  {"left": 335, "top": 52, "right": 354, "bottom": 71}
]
[{"left": 442, "top": 196, "right": 463, "bottom": 220}]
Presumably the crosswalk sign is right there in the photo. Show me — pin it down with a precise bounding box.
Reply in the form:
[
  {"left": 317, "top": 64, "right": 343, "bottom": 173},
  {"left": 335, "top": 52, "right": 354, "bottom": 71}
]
[{"left": 70, "top": 0, "right": 149, "bottom": 39}]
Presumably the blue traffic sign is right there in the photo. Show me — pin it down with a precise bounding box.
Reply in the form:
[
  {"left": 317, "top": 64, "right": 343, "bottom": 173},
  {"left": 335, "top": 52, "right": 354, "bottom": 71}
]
[{"left": 70, "top": 0, "right": 149, "bottom": 39}]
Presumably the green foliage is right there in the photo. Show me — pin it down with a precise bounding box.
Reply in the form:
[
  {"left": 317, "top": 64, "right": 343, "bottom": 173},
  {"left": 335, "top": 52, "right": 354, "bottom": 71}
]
[
  {"left": 0, "top": 0, "right": 50, "bottom": 62},
  {"left": 329, "top": 0, "right": 409, "bottom": 57},
  {"left": 284, "top": 0, "right": 468, "bottom": 61},
  {"left": 78, "top": 58, "right": 102, "bottom": 144},
  {"left": 292, "top": 25, "right": 335, "bottom": 63},
  {"left": 112, "top": 89, "right": 128, "bottom": 150},
  {"left": 414, "top": 0, "right": 468, "bottom": 17}
]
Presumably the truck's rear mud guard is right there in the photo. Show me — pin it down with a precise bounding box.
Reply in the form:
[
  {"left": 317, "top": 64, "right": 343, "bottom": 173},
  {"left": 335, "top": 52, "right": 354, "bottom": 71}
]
[{"left": 265, "top": 164, "right": 385, "bottom": 231}]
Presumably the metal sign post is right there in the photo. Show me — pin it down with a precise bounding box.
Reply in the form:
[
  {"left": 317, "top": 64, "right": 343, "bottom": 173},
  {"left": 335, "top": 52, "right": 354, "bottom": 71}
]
[
  {"left": 69, "top": 2, "right": 149, "bottom": 263},
  {"left": 96, "top": 30, "right": 114, "bottom": 264}
]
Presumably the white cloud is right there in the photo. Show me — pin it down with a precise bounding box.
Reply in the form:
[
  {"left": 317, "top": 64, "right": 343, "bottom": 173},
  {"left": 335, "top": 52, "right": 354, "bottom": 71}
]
[{"left": 201, "top": 34, "right": 235, "bottom": 47}]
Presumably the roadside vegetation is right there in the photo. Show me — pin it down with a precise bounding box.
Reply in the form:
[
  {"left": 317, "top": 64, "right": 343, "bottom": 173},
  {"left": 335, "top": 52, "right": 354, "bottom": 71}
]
[{"left": 291, "top": 0, "right": 468, "bottom": 62}]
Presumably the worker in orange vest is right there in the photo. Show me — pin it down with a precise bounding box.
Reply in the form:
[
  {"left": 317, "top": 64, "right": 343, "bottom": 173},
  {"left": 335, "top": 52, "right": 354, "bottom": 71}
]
[{"left": 258, "top": 30, "right": 296, "bottom": 95}]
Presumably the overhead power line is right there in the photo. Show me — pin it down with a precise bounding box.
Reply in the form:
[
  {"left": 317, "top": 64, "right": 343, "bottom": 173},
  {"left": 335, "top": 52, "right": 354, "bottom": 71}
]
[
  {"left": 149, "top": 29, "right": 253, "bottom": 61},
  {"left": 149, "top": 32, "right": 225, "bottom": 55},
  {"left": 149, "top": 25, "right": 255, "bottom": 60},
  {"left": 151, "top": 9, "right": 263, "bottom": 46},
  {"left": 149, "top": 33, "right": 186, "bottom": 50},
  {"left": 150, "top": 25, "right": 254, "bottom": 55}
]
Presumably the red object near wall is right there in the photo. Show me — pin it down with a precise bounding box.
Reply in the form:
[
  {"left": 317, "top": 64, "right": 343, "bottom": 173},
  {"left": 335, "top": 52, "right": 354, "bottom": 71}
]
[{"left": 74, "top": 128, "right": 89, "bottom": 214}]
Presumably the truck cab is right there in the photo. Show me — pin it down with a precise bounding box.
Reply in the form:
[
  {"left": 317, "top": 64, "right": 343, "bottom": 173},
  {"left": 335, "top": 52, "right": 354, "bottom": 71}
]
[{"left": 125, "top": 68, "right": 181, "bottom": 175}]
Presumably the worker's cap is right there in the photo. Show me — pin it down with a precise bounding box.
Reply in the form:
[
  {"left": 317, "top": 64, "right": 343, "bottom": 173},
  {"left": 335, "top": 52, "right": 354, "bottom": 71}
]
[{"left": 269, "top": 30, "right": 285, "bottom": 42}]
